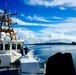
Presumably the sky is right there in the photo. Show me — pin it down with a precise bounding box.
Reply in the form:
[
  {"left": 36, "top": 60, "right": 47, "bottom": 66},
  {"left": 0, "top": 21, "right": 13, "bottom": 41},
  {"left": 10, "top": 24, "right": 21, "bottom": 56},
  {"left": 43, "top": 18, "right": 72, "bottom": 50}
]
[{"left": 1, "top": 0, "right": 76, "bottom": 44}]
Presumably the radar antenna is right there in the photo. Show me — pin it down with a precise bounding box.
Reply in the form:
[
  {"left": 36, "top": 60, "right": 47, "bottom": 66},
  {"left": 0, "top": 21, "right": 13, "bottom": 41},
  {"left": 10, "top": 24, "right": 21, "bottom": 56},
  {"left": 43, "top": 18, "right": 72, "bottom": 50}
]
[{"left": 0, "top": 6, "right": 17, "bottom": 40}]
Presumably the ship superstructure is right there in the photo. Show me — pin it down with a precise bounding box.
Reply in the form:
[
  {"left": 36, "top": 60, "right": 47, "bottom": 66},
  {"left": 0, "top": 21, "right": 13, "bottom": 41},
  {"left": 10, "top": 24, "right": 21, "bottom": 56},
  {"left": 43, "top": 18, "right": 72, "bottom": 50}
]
[{"left": 0, "top": 7, "right": 24, "bottom": 68}]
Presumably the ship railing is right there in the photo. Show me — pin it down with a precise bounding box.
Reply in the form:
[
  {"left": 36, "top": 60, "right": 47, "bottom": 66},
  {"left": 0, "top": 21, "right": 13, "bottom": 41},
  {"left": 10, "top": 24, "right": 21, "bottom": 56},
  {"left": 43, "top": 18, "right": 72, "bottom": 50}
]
[
  {"left": 33, "top": 55, "right": 46, "bottom": 74},
  {"left": 20, "top": 71, "right": 45, "bottom": 75}
]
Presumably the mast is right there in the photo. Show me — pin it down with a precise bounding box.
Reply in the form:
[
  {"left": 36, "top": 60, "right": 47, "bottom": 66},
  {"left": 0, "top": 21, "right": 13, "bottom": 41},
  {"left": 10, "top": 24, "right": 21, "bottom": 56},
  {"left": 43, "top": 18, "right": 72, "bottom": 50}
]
[{"left": 0, "top": 6, "right": 17, "bottom": 40}]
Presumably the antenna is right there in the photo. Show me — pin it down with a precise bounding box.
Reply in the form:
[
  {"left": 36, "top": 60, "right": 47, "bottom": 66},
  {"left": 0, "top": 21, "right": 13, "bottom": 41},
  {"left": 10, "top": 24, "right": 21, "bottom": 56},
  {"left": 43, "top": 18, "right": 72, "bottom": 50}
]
[
  {"left": 15, "top": 4, "right": 16, "bottom": 13},
  {"left": 0, "top": 3, "right": 17, "bottom": 40},
  {"left": 15, "top": 3, "right": 17, "bottom": 15},
  {"left": 5, "top": 2, "right": 7, "bottom": 8},
  {"left": 4, "top": 2, "right": 7, "bottom": 14}
]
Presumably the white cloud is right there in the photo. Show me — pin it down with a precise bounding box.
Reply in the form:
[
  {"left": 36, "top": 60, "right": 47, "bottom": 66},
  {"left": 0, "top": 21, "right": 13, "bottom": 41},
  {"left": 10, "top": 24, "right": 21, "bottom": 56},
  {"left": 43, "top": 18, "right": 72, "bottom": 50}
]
[
  {"left": 12, "top": 16, "right": 76, "bottom": 44},
  {"left": 38, "top": 17, "right": 76, "bottom": 43},
  {"left": 40, "top": 22, "right": 76, "bottom": 33},
  {"left": 65, "top": 17, "right": 76, "bottom": 22},
  {"left": 12, "top": 17, "right": 41, "bottom": 26},
  {"left": 0, "top": 9, "right": 4, "bottom": 13},
  {"left": 59, "top": 7, "right": 66, "bottom": 10},
  {"left": 14, "top": 19, "right": 76, "bottom": 44},
  {"left": 14, "top": 28, "right": 41, "bottom": 44},
  {"left": 14, "top": 25, "right": 76, "bottom": 44},
  {"left": 39, "top": 30, "right": 76, "bottom": 43},
  {"left": 27, "top": 14, "right": 51, "bottom": 22},
  {"left": 52, "top": 16, "right": 62, "bottom": 19},
  {"left": 22, "top": 0, "right": 76, "bottom": 7},
  {"left": 21, "top": 14, "right": 25, "bottom": 17},
  {"left": 12, "top": 17, "right": 26, "bottom": 25},
  {"left": 0, "top": 10, "right": 4, "bottom": 17},
  {"left": 12, "top": 17, "right": 59, "bottom": 26}
]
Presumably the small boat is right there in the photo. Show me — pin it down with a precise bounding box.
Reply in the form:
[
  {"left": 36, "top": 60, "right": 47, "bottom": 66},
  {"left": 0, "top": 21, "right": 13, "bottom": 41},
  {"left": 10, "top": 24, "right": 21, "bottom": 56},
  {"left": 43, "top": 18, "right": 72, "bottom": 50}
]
[
  {"left": 0, "top": 6, "right": 46, "bottom": 75},
  {"left": 0, "top": 6, "right": 24, "bottom": 69}
]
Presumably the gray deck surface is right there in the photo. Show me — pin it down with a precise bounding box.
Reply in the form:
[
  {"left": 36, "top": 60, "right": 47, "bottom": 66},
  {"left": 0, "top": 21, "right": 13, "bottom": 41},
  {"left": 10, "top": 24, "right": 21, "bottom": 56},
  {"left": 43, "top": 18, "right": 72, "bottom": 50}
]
[
  {"left": 0, "top": 67, "right": 76, "bottom": 75},
  {"left": 0, "top": 67, "right": 20, "bottom": 75}
]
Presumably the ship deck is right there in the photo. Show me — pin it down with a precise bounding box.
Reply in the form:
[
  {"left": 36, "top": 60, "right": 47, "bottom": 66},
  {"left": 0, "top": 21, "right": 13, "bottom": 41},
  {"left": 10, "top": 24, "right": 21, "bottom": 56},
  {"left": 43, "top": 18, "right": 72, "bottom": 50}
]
[
  {"left": 0, "top": 63, "right": 20, "bottom": 75},
  {"left": 0, "top": 66, "right": 76, "bottom": 75},
  {"left": 0, "top": 67, "right": 20, "bottom": 75}
]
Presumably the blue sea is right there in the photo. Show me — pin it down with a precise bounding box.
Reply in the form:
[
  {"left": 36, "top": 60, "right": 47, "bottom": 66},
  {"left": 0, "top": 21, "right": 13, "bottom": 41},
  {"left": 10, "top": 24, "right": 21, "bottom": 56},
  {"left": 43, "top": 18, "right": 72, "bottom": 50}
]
[{"left": 24, "top": 44, "right": 76, "bottom": 71}]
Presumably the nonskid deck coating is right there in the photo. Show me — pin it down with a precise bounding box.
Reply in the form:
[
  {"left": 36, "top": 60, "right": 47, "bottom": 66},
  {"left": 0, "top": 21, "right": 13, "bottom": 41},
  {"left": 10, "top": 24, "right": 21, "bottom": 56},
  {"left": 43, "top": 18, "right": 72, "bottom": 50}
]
[{"left": 0, "top": 67, "right": 20, "bottom": 75}]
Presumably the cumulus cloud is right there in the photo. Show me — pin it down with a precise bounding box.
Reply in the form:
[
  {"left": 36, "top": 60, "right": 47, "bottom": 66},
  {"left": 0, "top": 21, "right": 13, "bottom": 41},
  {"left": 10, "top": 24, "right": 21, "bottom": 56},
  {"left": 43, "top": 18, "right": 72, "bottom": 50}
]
[
  {"left": 12, "top": 17, "right": 59, "bottom": 26},
  {"left": 65, "top": 17, "right": 76, "bottom": 22},
  {"left": 38, "top": 17, "right": 76, "bottom": 43},
  {"left": 27, "top": 14, "right": 51, "bottom": 22},
  {"left": 14, "top": 28, "right": 41, "bottom": 44},
  {"left": 14, "top": 16, "right": 76, "bottom": 44},
  {"left": 21, "top": 14, "right": 25, "bottom": 17},
  {"left": 40, "top": 22, "right": 76, "bottom": 33},
  {"left": 16, "top": 26, "right": 76, "bottom": 44},
  {"left": 37, "top": 32, "right": 76, "bottom": 43},
  {"left": 12, "top": 16, "right": 76, "bottom": 44},
  {"left": 21, "top": 0, "right": 76, "bottom": 7},
  {"left": 0, "top": 9, "right": 4, "bottom": 13},
  {"left": 0, "top": 10, "right": 5, "bottom": 17},
  {"left": 12, "top": 17, "right": 42, "bottom": 26},
  {"left": 52, "top": 16, "right": 62, "bottom": 19},
  {"left": 59, "top": 7, "right": 66, "bottom": 10},
  {"left": 12, "top": 17, "right": 26, "bottom": 25}
]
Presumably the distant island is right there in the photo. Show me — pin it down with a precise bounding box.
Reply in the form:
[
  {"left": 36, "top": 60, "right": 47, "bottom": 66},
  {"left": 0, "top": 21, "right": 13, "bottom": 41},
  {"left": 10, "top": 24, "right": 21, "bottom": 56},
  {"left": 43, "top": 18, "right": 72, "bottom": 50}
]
[{"left": 27, "top": 42, "right": 76, "bottom": 45}]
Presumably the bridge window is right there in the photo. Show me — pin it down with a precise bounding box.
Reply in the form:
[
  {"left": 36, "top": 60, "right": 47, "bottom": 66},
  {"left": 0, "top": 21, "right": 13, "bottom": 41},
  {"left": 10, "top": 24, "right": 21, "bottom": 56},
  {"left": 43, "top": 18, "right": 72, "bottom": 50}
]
[
  {"left": 5, "top": 44, "right": 10, "bottom": 50},
  {"left": 12, "top": 44, "right": 16, "bottom": 50},
  {"left": 17, "top": 44, "right": 21, "bottom": 49},
  {"left": 0, "top": 44, "right": 3, "bottom": 50}
]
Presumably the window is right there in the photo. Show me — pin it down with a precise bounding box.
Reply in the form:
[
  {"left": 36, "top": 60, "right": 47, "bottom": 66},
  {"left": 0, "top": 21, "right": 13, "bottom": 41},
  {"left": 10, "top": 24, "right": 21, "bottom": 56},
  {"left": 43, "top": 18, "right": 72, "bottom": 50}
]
[
  {"left": 17, "top": 44, "right": 21, "bottom": 49},
  {"left": 12, "top": 44, "right": 16, "bottom": 50},
  {"left": 0, "top": 44, "right": 3, "bottom": 50},
  {"left": 5, "top": 44, "right": 10, "bottom": 50}
]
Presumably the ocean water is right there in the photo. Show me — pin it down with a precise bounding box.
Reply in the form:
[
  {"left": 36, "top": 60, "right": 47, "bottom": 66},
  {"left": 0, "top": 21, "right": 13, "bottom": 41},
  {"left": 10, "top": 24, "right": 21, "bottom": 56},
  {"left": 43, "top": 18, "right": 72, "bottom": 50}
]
[{"left": 24, "top": 44, "right": 76, "bottom": 71}]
